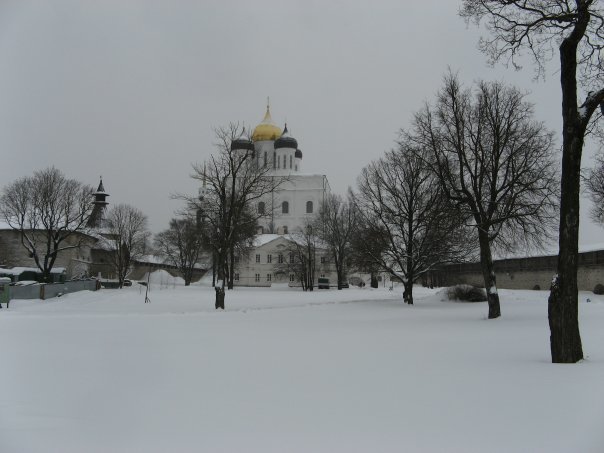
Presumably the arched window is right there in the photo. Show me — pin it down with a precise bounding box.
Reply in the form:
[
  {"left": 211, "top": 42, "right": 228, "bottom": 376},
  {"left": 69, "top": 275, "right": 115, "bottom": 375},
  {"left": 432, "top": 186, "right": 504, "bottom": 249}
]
[
  {"left": 283, "top": 226, "right": 288, "bottom": 234},
  {"left": 290, "top": 155, "right": 293, "bottom": 169},
  {"left": 278, "top": 155, "right": 281, "bottom": 169},
  {"left": 258, "top": 226, "right": 264, "bottom": 234},
  {"left": 258, "top": 202, "right": 265, "bottom": 215},
  {"left": 306, "top": 201, "right": 313, "bottom": 214},
  {"left": 282, "top": 201, "right": 289, "bottom": 214},
  {"left": 273, "top": 151, "right": 276, "bottom": 169},
  {"left": 264, "top": 151, "right": 267, "bottom": 167}
]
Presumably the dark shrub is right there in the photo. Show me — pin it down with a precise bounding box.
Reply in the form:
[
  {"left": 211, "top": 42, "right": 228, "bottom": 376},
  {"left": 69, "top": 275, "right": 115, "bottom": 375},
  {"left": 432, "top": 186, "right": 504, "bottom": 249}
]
[
  {"left": 533, "top": 284, "right": 541, "bottom": 290},
  {"left": 594, "top": 283, "right": 604, "bottom": 295},
  {"left": 446, "top": 284, "right": 487, "bottom": 302}
]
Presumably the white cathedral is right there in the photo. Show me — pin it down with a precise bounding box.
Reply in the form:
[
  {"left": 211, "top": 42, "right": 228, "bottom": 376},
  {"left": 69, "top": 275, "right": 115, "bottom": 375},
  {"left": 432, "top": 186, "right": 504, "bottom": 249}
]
[{"left": 214, "top": 104, "right": 337, "bottom": 287}]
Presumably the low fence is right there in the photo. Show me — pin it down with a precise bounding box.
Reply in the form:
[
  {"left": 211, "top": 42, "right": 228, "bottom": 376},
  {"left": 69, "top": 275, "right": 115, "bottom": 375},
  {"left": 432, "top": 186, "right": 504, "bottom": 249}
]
[{"left": 8, "top": 279, "right": 99, "bottom": 301}]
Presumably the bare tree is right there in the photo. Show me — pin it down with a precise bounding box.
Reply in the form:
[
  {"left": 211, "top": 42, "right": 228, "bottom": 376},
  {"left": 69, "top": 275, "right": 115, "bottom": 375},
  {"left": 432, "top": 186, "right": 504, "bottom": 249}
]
[
  {"left": 188, "top": 123, "right": 284, "bottom": 308},
  {"left": 104, "top": 204, "right": 150, "bottom": 288},
  {"left": 349, "top": 221, "right": 386, "bottom": 289},
  {"left": 586, "top": 153, "right": 604, "bottom": 224},
  {"left": 353, "top": 142, "right": 470, "bottom": 305},
  {"left": 460, "top": 0, "right": 604, "bottom": 361},
  {"left": 154, "top": 215, "right": 204, "bottom": 286},
  {"left": 409, "top": 74, "right": 558, "bottom": 316},
  {"left": 316, "top": 193, "right": 357, "bottom": 289},
  {"left": 0, "top": 167, "right": 94, "bottom": 282},
  {"left": 284, "top": 221, "right": 321, "bottom": 291}
]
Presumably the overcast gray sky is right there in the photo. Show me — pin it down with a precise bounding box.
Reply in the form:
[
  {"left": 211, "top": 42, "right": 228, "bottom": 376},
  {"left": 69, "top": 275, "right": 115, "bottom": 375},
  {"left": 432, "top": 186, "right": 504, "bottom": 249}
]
[{"left": 0, "top": 0, "right": 601, "bottom": 249}]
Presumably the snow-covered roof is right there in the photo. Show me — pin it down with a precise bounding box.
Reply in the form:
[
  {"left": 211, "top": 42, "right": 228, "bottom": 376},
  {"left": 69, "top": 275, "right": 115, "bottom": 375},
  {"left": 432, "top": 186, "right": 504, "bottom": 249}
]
[
  {"left": 0, "top": 267, "right": 65, "bottom": 275},
  {"left": 251, "top": 233, "right": 329, "bottom": 250},
  {"left": 496, "top": 242, "right": 604, "bottom": 260},
  {"left": 137, "top": 255, "right": 168, "bottom": 265},
  {"left": 252, "top": 234, "right": 282, "bottom": 247},
  {"left": 579, "top": 242, "right": 604, "bottom": 253}
]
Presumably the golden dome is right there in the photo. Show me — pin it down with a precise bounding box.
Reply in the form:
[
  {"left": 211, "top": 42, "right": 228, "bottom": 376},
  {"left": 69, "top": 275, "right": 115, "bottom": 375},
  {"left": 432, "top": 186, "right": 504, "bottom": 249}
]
[{"left": 252, "top": 105, "right": 282, "bottom": 142}]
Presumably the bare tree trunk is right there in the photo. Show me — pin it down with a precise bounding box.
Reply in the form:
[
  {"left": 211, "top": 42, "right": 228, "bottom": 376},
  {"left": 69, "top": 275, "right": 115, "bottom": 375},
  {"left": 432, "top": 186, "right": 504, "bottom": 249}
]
[
  {"left": 548, "top": 34, "right": 585, "bottom": 363},
  {"left": 370, "top": 272, "right": 378, "bottom": 288},
  {"left": 227, "top": 247, "right": 234, "bottom": 290},
  {"left": 215, "top": 285, "right": 225, "bottom": 309},
  {"left": 478, "top": 229, "right": 500, "bottom": 319},
  {"left": 403, "top": 279, "right": 413, "bottom": 305},
  {"left": 405, "top": 235, "right": 414, "bottom": 304},
  {"left": 336, "top": 258, "right": 344, "bottom": 290},
  {"left": 215, "top": 256, "right": 226, "bottom": 309},
  {"left": 212, "top": 253, "right": 216, "bottom": 288},
  {"left": 548, "top": 38, "right": 584, "bottom": 362}
]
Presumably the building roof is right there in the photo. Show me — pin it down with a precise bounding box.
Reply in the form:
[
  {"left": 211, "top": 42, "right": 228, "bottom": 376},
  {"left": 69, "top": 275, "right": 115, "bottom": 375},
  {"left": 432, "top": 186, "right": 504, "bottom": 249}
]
[
  {"left": 231, "top": 129, "right": 255, "bottom": 151},
  {"left": 274, "top": 124, "right": 299, "bottom": 150},
  {"left": 252, "top": 105, "right": 282, "bottom": 142}
]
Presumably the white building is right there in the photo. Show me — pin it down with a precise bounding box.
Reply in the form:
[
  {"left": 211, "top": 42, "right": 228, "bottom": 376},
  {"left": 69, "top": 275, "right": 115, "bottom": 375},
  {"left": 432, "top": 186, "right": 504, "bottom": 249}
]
[{"left": 226, "top": 104, "right": 337, "bottom": 287}]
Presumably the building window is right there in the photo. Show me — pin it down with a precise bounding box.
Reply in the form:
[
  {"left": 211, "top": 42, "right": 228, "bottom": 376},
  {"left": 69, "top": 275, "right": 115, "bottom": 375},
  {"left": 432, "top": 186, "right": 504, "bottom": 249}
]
[
  {"left": 267, "top": 274, "right": 272, "bottom": 282},
  {"left": 273, "top": 151, "right": 276, "bottom": 169},
  {"left": 283, "top": 226, "right": 288, "bottom": 234},
  {"left": 290, "top": 155, "right": 293, "bottom": 169},
  {"left": 320, "top": 256, "right": 326, "bottom": 264},
  {"left": 234, "top": 273, "right": 239, "bottom": 281},
  {"left": 306, "top": 201, "right": 313, "bottom": 214},
  {"left": 255, "top": 273, "right": 260, "bottom": 282},
  {"left": 289, "top": 252, "right": 294, "bottom": 263},
  {"left": 282, "top": 201, "right": 289, "bottom": 214},
  {"left": 278, "top": 254, "right": 284, "bottom": 264},
  {"left": 321, "top": 274, "right": 326, "bottom": 278},
  {"left": 264, "top": 151, "right": 267, "bottom": 167},
  {"left": 256, "top": 254, "right": 260, "bottom": 263},
  {"left": 234, "top": 255, "right": 240, "bottom": 264},
  {"left": 290, "top": 274, "right": 295, "bottom": 282},
  {"left": 267, "top": 254, "right": 272, "bottom": 264},
  {"left": 258, "top": 202, "right": 265, "bottom": 215},
  {"left": 258, "top": 226, "right": 264, "bottom": 234}
]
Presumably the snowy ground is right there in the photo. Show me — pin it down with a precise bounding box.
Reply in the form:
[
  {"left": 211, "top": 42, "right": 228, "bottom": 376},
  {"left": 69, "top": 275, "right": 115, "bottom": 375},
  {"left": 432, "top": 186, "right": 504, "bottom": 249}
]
[{"left": 1, "top": 280, "right": 603, "bottom": 453}]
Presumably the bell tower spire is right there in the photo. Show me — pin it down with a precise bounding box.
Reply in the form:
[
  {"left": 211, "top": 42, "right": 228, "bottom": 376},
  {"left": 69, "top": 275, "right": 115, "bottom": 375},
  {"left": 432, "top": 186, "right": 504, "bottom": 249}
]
[{"left": 87, "top": 176, "right": 109, "bottom": 228}]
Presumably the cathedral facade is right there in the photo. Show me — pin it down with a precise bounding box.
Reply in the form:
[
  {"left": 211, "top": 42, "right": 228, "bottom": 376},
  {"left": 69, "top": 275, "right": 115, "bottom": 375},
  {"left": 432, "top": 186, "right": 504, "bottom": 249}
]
[{"left": 227, "top": 105, "right": 338, "bottom": 287}]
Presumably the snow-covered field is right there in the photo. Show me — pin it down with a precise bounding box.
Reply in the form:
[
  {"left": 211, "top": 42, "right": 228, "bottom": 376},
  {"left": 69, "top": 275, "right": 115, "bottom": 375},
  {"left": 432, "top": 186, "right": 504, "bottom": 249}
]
[{"left": 1, "top": 280, "right": 603, "bottom": 453}]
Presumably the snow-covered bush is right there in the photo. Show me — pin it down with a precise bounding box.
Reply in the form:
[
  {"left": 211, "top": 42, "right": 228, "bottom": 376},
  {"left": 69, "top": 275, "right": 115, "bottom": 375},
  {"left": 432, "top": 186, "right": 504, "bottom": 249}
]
[
  {"left": 593, "top": 283, "right": 604, "bottom": 295},
  {"left": 446, "top": 284, "right": 487, "bottom": 302}
]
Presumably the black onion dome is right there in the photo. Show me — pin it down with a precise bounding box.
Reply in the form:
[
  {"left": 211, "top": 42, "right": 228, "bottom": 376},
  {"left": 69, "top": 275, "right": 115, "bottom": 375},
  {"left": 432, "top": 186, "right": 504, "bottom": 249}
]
[
  {"left": 295, "top": 149, "right": 303, "bottom": 159},
  {"left": 230, "top": 137, "right": 254, "bottom": 151},
  {"left": 274, "top": 124, "right": 298, "bottom": 150}
]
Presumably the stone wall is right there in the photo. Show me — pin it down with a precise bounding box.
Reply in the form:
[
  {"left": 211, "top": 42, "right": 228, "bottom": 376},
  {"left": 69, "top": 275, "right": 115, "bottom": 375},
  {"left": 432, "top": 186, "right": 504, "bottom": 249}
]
[
  {"left": 0, "top": 229, "right": 95, "bottom": 279},
  {"left": 431, "top": 250, "right": 604, "bottom": 292}
]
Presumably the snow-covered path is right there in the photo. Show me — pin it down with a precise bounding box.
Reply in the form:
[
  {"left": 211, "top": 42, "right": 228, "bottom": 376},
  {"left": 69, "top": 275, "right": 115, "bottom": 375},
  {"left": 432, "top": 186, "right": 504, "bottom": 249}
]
[{"left": 1, "top": 285, "right": 603, "bottom": 452}]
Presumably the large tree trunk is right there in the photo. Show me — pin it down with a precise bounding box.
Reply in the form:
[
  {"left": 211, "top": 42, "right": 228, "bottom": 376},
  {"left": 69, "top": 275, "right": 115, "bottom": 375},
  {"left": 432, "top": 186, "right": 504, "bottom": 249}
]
[
  {"left": 211, "top": 253, "right": 216, "bottom": 287},
  {"left": 405, "top": 243, "right": 414, "bottom": 304},
  {"left": 227, "top": 247, "right": 234, "bottom": 290},
  {"left": 370, "top": 272, "right": 378, "bottom": 288},
  {"left": 477, "top": 229, "right": 500, "bottom": 319},
  {"left": 215, "top": 286, "right": 225, "bottom": 309},
  {"left": 403, "top": 279, "right": 413, "bottom": 305},
  {"left": 336, "top": 259, "right": 344, "bottom": 290},
  {"left": 548, "top": 37, "right": 584, "bottom": 363}
]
